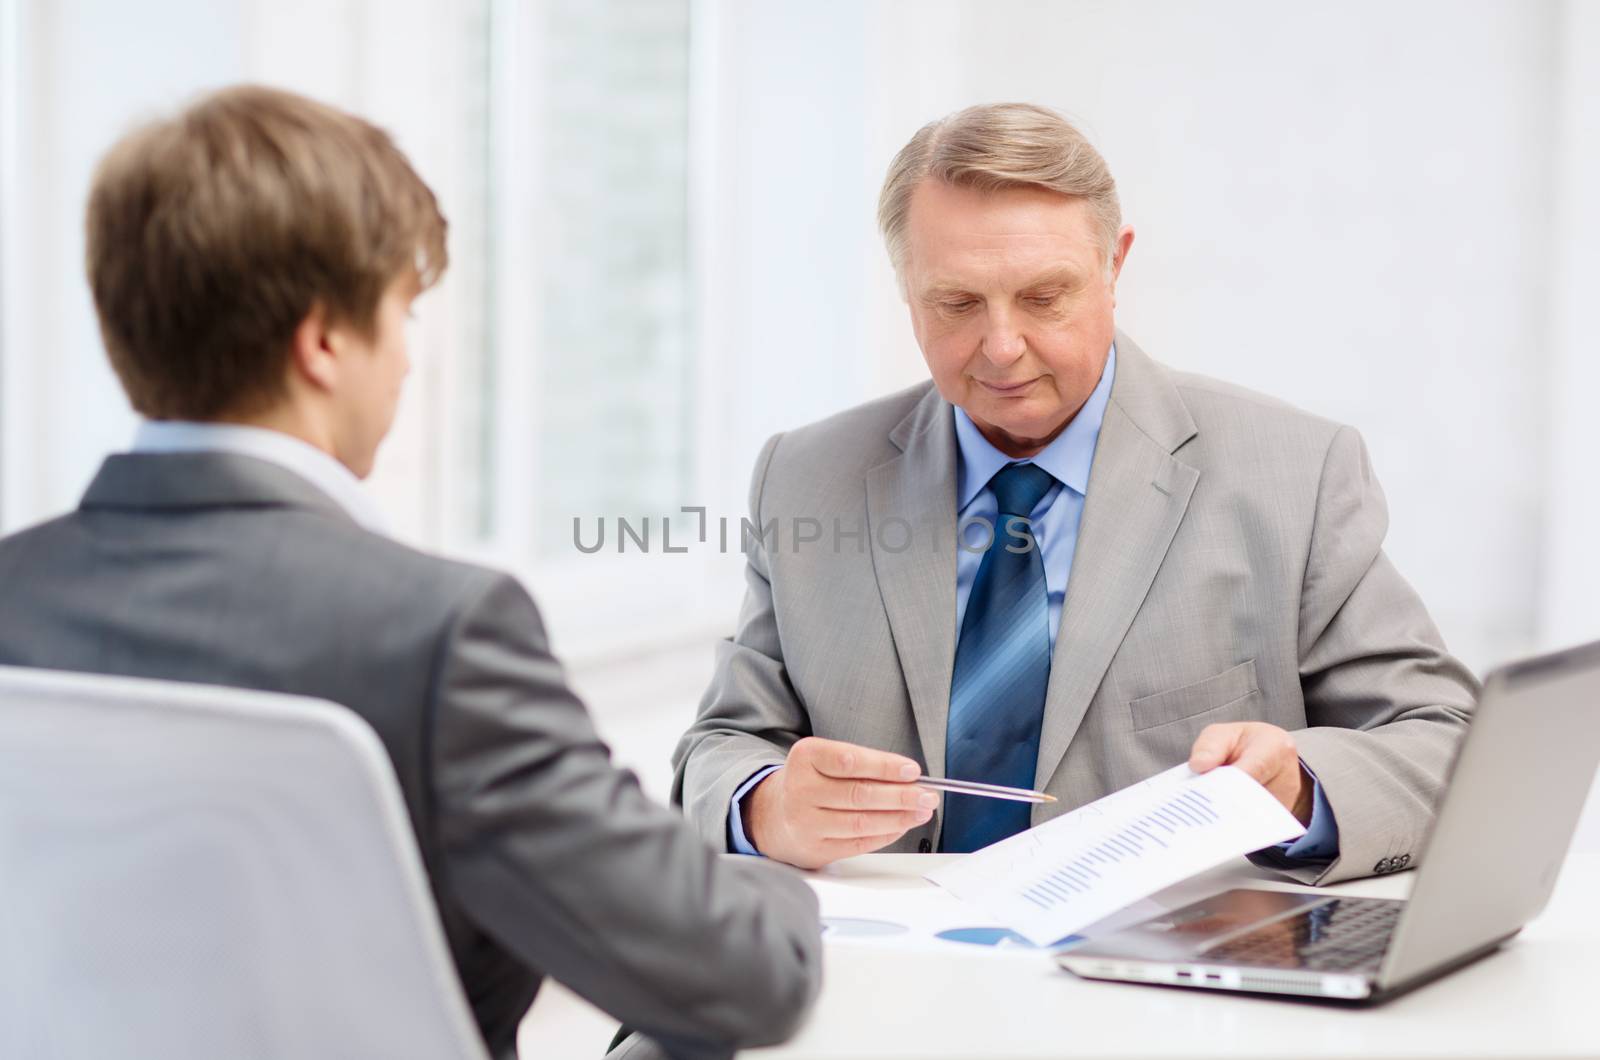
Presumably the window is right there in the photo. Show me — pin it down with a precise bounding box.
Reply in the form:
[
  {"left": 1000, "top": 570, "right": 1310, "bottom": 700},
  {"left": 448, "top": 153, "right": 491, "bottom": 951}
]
[
  {"left": 450, "top": 0, "right": 735, "bottom": 661},
  {"left": 526, "top": 0, "right": 694, "bottom": 556}
]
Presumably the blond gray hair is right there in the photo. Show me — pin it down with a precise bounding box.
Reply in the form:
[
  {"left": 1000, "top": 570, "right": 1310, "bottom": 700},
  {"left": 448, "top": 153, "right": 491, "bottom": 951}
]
[{"left": 877, "top": 102, "right": 1121, "bottom": 279}]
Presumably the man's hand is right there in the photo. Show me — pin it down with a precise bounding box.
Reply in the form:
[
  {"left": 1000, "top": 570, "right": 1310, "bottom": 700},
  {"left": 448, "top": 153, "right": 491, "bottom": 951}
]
[
  {"left": 1188, "top": 722, "right": 1315, "bottom": 825},
  {"left": 745, "top": 737, "right": 938, "bottom": 870}
]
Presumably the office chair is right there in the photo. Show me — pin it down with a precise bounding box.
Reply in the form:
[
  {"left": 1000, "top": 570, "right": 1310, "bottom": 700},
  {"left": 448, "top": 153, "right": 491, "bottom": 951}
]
[{"left": 0, "top": 665, "right": 489, "bottom": 1060}]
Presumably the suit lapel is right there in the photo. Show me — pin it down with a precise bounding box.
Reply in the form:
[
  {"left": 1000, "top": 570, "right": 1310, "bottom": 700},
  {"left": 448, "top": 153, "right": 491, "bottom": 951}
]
[
  {"left": 1033, "top": 334, "right": 1200, "bottom": 792},
  {"left": 864, "top": 336, "right": 1199, "bottom": 789},
  {"left": 866, "top": 387, "right": 959, "bottom": 777}
]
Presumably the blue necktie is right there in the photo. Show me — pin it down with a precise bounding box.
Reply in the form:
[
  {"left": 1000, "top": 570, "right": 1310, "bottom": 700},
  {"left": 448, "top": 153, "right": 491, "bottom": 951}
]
[{"left": 940, "top": 461, "right": 1057, "bottom": 853}]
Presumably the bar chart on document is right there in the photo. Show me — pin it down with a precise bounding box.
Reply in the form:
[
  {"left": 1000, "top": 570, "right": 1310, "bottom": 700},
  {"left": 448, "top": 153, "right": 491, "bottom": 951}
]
[{"left": 926, "top": 765, "right": 1307, "bottom": 945}]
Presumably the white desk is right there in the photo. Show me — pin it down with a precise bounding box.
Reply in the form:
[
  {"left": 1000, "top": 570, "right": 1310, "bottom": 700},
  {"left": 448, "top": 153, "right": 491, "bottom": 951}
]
[{"left": 748, "top": 852, "right": 1600, "bottom": 1060}]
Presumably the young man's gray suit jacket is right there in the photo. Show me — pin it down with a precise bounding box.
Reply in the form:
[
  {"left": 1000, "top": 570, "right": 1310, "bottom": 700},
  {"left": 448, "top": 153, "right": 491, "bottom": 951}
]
[
  {"left": 673, "top": 332, "right": 1478, "bottom": 885},
  {"left": 0, "top": 452, "right": 821, "bottom": 1060}
]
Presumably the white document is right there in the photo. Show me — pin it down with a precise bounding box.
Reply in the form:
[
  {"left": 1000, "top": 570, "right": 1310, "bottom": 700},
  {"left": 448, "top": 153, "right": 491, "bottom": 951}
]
[
  {"left": 926, "top": 765, "right": 1306, "bottom": 945},
  {"left": 806, "top": 869, "right": 1171, "bottom": 956}
]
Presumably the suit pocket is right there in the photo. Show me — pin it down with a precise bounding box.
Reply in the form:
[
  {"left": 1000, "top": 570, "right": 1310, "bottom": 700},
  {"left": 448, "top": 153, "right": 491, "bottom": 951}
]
[{"left": 1129, "top": 659, "right": 1260, "bottom": 732}]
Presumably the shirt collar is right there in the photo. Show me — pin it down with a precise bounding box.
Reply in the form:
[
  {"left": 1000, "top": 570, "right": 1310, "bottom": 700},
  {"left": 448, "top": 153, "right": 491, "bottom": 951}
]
[
  {"left": 130, "top": 420, "right": 389, "bottom": 534},
  {"left": 953, "top": 342, "right": 1117, "bottom": 511}
]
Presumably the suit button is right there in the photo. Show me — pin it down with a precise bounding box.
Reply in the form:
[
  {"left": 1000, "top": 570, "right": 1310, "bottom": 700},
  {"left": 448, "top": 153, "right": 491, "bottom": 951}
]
[
  {"left": 1397, "top": 853, "right": 1411, "bottom": 868},
  {"left": 1374, "top": 858, "right": 1392, "bottom": 874},
  {"left": 918, "top": 838, "right": 932, "bottom": 854}
]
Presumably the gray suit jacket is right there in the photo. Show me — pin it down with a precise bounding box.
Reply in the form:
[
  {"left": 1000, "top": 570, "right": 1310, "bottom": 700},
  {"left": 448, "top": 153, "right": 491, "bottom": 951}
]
[
  {"left": 0, "top": 452, "right": 821, "bottom": 1060},
  {"left": 674, "top": 332, "right": 1478, "bottom": 885}
]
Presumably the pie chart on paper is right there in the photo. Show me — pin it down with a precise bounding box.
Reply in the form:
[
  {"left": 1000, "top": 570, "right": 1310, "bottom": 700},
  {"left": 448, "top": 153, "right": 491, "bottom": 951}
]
[
  {"left": 935, "top": 926, "right": 1084, "bottom": 950},
  {"left": 821, "top": 917, "right": 910, "bottom": 938}
]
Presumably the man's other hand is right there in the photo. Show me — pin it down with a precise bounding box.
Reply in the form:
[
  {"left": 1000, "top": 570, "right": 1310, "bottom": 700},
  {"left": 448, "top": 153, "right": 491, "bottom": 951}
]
[
  {"left": 1188, "top": 721, "right": 1315, "bottom": 825},
  {"left": 745, "top": 737, "right": 937, "bottom": 870}
]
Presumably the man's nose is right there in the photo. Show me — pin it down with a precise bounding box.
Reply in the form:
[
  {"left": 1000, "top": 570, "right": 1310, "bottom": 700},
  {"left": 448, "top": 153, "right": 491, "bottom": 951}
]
[{"left": 981, "top": 313, "right": 1027, "bottom": 366}]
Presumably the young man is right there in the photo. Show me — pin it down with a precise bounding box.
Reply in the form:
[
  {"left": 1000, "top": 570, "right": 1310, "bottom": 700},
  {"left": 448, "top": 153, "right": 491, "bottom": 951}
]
[{"left": 0, "top": 85, "right": 820, "bottom": 1060}]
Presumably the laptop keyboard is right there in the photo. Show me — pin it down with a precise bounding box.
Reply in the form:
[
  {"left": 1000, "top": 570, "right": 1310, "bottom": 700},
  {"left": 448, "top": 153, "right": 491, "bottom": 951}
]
[{"left": 1203, "top": 896, "right": 1402, "bottom": 973}]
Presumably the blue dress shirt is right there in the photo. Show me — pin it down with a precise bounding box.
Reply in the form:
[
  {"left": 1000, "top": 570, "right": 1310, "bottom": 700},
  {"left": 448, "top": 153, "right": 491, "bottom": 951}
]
[{"left": 730, "top": 345, "right": 1338, "bottom": 861}]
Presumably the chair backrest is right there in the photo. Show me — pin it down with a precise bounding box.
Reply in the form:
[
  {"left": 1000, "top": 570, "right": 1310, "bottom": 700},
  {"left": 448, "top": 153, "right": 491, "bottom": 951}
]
[{"left": 0, "top": 665, "right": 489, "bottom": 1060}]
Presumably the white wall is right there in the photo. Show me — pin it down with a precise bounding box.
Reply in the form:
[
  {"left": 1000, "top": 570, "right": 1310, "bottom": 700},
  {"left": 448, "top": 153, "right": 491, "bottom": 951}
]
[
  {"left": 1542, "top": 0, "right": 1600, "bottom": 853},
  {"left": 777, "top": 0, "right": 1587, "bottom": 675},
  {"left": 0, "top": 0, "right": 242, "bottom": 529},
  {"left": 709, "top": 0, "right": 1600, "bottom": 851},
  {"left": 1542, "top": 0, "right": 1600, "bottom": 654},
  {"left": 720, "top": 0, "right": 1598, "bottom": 846},
  {"left": 700, "top": 1, "right": 876, "bottom": 489}
]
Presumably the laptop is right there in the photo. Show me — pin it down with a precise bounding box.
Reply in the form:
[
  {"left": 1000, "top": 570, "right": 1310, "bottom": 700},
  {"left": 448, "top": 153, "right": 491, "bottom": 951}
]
[{"left": 1057, "top": 638, "right": 1600, "bottom": 1003}]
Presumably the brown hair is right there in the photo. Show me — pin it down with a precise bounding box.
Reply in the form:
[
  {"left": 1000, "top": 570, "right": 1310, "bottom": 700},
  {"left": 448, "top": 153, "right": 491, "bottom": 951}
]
[
  {"left": 878, "top": 102, "right": 1120, "bottom": 279},
  {"left": 85, "top": 84, "right": 448, "bottom": 420}
]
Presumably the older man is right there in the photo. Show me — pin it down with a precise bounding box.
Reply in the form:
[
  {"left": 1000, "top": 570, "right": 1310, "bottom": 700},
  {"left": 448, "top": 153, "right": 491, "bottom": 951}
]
[{"left": 672, "top": 102, "right": 1477, "bottom": 884}]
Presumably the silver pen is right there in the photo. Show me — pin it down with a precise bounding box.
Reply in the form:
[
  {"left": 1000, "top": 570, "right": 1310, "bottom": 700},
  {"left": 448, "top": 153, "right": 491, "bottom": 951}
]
[{"left": 913, "top": 776, "right": 1057, "bottom": 804}]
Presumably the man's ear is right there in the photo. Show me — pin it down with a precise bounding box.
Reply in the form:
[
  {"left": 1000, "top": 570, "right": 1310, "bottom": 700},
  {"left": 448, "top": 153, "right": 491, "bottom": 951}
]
[
  {"left": 1108, "top": 225, "right": 1135, "bottom": 307},
  {"left": 287, "top": 302, "right": 339, "bottom": 393}
]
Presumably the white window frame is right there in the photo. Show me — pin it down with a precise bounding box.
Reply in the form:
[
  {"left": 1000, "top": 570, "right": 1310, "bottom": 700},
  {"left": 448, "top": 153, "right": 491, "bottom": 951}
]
[
  {"left": 459, "top": 0, "right": 746, "bottom": 667},
  {"left": 0, "top": 0, "right": 39, "bottom": 531}
]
